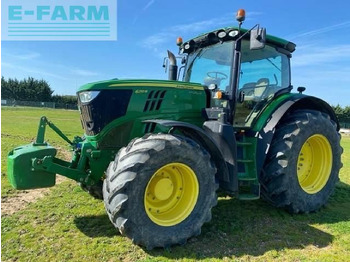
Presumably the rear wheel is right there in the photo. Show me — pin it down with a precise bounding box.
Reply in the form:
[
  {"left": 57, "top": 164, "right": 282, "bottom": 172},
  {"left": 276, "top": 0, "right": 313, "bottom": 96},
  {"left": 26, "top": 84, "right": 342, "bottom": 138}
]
[
  {"left": 103, "top": 134, "right": 218, "bottom": 249},
  {"left": 260, "top": 110, "right": 342, "bottom": 213}
]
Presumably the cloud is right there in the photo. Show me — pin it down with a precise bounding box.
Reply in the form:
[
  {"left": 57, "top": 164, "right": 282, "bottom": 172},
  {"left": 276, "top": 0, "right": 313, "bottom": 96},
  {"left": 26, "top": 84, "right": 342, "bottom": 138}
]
[
  {"left": 170, "top": 16, "right": 233, "bottom": 34},
  {"left": 293, "top": 44, "right": 350, "bottom": 67},
  {"left": 141, "top": 14, "right": 233, "bottom": 53},
  {"left": 70, "top": 68, "right": 99, "bottom": 77},
  {"left": 143, "top": 0, "right": 155, "bottom": 11},
  {"left": 141, "top": 11, "right": 263, "bottom": 51},
  {"left": 291, "top": 42, "right": 350, "bottom": 106},
  {"left": 7, "top": 51, "right": 41, "bottom": 60},
  {"left": 286, "top": 21, "right": 350, "bottom": 40},
  {"left": 2, "top": 61, "right": 68, "bottom": 80}
]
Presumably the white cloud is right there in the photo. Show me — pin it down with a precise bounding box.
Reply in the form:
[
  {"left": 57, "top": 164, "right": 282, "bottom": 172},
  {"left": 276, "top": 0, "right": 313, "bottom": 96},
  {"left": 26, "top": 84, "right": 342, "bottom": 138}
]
[
  {"left": 293, "top": 44, "right": 350, "bottom": 67},
  {"left": 286, "top": 21, "right": 350, "bottom": 40},
  {"left": 143, "top": 0, "right": 155, "bottom": 11},
  {"left": 2, "top": 61, "right": 68, "bottom": 80},
  {"left": 7, "top": 51, "right": 41, "bottom": 60},
  {"left": 291, "top": 42, "right": 350, "bottom": 106},
  {"left": 70, "top": 68, "right": 99, "bottom": 77},
  {"left": 141, "top": 11, "right": 263, "bottom": 52}
]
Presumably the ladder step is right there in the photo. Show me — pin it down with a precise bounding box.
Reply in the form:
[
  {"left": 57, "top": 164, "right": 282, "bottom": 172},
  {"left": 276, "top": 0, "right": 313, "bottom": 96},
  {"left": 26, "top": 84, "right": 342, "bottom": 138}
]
[
  {"left": 237, "top": 159, "right": 253, "bottom": 163},
  {"left": 237, "top": 142, "right": 253, "bottom": 146},
  {"left": 238, "top": 176, "right": 257, "bottom": 181},
  {"left": 238, "top": 194, "right": 260, "bottom": 200}
]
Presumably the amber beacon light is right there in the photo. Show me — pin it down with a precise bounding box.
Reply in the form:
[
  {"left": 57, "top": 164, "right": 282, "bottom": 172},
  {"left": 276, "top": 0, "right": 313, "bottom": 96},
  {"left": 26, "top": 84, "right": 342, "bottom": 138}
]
[{"left": 236, "top": 9, "right": 246, "bottom": 22}]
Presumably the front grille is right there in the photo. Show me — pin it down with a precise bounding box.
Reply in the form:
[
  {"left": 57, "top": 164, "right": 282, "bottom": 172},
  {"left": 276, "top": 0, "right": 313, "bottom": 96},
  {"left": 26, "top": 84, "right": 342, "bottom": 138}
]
[{"left": 78, "top": 89, "right": 133, "bottom": 135}]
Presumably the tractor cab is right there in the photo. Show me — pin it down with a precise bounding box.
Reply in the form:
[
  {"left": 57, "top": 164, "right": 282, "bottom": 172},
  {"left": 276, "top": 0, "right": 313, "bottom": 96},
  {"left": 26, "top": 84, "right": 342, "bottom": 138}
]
[{"left": 174, "top": 12, "right": 296, "bottom": 129}]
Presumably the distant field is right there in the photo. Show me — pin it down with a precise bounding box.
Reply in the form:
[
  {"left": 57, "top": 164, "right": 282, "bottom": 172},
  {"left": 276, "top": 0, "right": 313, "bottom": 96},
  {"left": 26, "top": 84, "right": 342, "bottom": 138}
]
[{"left": 1, "top": 107, "right": 349, "bottom": 262}]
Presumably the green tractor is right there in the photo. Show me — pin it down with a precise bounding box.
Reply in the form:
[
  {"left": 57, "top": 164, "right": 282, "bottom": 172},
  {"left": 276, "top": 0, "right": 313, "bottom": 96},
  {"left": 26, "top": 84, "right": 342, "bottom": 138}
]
[{"left": 8, "top": 10, "right": 342, "bottom": 249}]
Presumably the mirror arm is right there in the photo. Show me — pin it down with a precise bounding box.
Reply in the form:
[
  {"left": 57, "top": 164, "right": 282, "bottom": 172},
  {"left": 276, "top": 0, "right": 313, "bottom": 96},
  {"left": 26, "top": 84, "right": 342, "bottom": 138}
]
[{"left": 237, "top": 24, "right": 259, "bottom": 42}]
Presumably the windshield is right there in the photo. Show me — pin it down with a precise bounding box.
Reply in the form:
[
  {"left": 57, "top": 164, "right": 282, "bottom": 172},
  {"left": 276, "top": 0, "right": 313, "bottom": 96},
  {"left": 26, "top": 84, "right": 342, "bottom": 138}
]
[{"left": 184, "top": 41, "right": 234, "bottom": 90}]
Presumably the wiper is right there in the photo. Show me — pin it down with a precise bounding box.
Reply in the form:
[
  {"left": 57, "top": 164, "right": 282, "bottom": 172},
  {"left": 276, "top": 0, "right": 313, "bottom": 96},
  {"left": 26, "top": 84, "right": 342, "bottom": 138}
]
[{"left": 266, "top": 58, "right": 281, "bottom": 72}]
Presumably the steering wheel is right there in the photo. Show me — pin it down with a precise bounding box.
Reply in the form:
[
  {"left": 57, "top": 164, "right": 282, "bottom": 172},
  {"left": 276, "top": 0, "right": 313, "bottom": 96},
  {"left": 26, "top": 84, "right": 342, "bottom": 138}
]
[{"left": 207, "top": 71, "right": 228, "bottom": 80}]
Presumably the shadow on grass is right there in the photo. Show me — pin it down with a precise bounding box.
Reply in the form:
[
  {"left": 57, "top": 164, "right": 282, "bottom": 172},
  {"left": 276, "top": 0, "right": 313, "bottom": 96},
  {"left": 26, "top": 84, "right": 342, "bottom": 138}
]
[
  {"left": 74, "top": 182, "right": 350, "bottom": 259},
  {"left": 74, "top": 214, "right": 117, "bottom": 238}
]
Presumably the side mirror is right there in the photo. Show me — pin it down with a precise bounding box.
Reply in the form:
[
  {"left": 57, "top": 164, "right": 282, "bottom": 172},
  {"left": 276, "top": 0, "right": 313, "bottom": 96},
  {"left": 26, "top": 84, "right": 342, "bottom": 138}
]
[{"left": 250, "top": 27, "right": 266, "bottom": 50}]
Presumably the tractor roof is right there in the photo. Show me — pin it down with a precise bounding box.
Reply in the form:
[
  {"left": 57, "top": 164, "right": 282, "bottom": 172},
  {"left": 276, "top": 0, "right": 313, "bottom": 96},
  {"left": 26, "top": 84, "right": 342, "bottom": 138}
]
[{"left": 181, "top": 27, "right": 296, "bottom": 54}]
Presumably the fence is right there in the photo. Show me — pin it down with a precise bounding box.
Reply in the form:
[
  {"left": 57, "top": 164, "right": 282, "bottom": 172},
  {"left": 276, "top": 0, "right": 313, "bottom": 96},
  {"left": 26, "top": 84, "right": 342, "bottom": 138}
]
[
  {"left": 340, "top": 122, "right": 350, "bottom": 129},
  {"left": 1, "top": 99, "right": 78, "bottom": 110}
]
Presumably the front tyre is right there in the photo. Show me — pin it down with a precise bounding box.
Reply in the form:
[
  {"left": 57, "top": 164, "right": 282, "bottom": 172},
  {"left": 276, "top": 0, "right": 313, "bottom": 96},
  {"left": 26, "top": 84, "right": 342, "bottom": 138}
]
[
  {"left": 103, "top": 134, "right": 218, "bottom": 249},
  {"left": 260, "top": 110, "right": 342, "bottom": 213}
]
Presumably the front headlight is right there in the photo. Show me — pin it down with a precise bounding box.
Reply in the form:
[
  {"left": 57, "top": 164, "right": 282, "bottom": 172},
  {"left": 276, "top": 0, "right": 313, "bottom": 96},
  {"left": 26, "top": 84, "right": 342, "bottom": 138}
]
[{"left": 79, "top": 91, "right": 100, "bottom": 103}]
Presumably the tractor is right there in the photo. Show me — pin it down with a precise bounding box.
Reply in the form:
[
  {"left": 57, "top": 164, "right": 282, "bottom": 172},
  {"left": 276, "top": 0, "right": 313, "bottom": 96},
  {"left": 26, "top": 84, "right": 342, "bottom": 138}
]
[{"left": 7, "top": 9, "right": 342, "bottom": 249}]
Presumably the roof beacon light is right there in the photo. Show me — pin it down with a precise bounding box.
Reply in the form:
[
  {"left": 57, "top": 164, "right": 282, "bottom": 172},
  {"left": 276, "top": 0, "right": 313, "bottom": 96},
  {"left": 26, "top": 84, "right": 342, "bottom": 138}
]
[
  {"left": 176, "top": 37, "right": 183, "bottom": 46},
  {"left": 236, "top": 9, "right": 246, "bottom": 23}
]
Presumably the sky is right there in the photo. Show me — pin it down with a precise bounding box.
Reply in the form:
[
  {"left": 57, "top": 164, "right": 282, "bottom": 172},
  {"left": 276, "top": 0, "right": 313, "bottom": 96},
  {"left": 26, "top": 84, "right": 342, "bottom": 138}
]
[{"left": 2, "top": 0, "right": 350, "bottom": 106}]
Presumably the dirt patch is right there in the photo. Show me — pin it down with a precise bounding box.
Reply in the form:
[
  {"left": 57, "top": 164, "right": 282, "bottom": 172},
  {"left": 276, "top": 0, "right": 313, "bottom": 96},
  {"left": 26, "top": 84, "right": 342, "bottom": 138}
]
[{"left": 1, "top": 175, "right": 67, "bottom": 216}]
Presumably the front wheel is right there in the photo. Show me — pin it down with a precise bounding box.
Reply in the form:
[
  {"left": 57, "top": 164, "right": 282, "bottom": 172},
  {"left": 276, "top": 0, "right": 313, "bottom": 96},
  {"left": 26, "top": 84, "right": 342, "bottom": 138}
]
[
  {"left": 103, "top": 134, "right": 218, "bottom": 249},
  {"left": 260, "top": 110, "right": 342, "bottom": 213}
]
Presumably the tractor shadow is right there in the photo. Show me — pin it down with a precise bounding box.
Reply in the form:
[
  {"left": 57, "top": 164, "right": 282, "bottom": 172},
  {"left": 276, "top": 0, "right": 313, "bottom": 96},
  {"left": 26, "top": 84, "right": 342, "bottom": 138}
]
[
  {"left": 74, "top": 214, "right": 118, "bottom": 238},
  {"left": 74, "top": 181, "right": 350, "bottom": 259}
]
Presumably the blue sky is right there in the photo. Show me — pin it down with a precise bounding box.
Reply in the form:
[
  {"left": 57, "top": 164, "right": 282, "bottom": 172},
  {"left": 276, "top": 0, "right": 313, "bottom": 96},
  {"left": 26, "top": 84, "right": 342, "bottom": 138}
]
[{"left": 2, "top": 0, "right": 350, "bottom": 106}]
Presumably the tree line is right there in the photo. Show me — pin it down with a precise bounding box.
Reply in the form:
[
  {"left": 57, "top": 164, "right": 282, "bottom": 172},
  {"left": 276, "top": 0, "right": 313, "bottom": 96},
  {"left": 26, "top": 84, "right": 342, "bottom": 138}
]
[
  {"left": 1, "top": 76, "right": 77, "bottom": 105},
  {"left": 1, "top": 76, "right": 350, "bottom": 125},
  {"left": 332, "top": 105, "right": 350, "bottom": 125}
]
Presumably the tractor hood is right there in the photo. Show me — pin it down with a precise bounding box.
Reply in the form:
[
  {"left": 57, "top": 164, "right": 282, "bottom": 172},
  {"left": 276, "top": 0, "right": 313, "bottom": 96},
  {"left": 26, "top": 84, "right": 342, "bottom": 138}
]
[
  {"left": 77, "top": 79, "right": 204, "bottom": 93},
  {"left": 76, "top": 79, "right": 207, "bottom": 137}
]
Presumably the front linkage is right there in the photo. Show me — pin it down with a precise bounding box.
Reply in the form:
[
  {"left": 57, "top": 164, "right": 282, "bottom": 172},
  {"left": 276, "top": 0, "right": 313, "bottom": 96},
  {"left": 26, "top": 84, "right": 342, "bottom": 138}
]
[{"left": 8, "top": 116, "right": 107, "bottom": 190}]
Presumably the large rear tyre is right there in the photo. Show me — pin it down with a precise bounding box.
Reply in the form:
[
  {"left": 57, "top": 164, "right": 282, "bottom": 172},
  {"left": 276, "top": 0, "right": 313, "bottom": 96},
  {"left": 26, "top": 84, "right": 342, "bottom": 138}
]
[
  {"left": 260, "top": 110, "right": 342, "bottom": 213},
  {"left": 103, "top": 134, "right": 218, "bottom": 249}
]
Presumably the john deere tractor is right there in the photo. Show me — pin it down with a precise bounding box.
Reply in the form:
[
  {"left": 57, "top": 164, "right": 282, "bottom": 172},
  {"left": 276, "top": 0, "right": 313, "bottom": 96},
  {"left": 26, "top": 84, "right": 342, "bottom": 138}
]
[{"left": 8, "top": 10, "right": 342, "bottom": 249}]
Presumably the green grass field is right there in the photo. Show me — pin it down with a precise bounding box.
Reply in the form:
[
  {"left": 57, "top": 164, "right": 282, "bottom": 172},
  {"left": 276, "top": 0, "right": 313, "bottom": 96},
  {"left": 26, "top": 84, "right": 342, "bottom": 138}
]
[{"left": 1, "top": 107, "right": 349, "bottom": 262}]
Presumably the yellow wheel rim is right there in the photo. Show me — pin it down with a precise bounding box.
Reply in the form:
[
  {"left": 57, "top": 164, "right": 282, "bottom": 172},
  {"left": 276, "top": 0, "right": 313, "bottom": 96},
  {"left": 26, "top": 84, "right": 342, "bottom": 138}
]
[
  {"left": 144, "top": 163, "right": 199, "bottom": 226},
  {"left": 297, "top": 134, "right": 332, "bottom": 194}
]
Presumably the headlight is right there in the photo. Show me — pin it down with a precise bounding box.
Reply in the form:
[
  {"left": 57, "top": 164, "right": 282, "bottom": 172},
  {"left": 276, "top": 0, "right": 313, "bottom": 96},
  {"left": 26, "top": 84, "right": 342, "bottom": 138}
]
[
  {"left": 228, "top": 30, "right": 239, "bottom": 37},
  {"left": 79, "top": 91, "right": 100, "bottom": 103},
  {"left": 217, "top": 30, "right": 227, "bottom": 39}
]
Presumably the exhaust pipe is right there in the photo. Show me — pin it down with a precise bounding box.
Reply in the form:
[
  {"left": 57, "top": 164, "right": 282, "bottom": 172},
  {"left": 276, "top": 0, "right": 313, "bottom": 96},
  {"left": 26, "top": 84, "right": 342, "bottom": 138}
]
[{"left": 167, "top": 50, "right": 178, "bottom": 81}]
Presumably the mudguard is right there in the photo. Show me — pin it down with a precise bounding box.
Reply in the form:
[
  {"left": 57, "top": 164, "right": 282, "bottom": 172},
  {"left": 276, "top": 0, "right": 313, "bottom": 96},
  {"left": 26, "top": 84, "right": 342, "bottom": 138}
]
[
  {"left": 252, "top": 94, "right": 339, "bottom": 176},
  {"left": 143, "top": 119, "right": 236, "bottom": 192}
]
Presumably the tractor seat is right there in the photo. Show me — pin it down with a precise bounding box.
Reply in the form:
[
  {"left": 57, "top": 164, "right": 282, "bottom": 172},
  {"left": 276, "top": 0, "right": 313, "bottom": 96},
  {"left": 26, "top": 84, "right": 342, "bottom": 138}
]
[
  {"left": 254, "top": 78, "right": 270, "bottom": 97},
  {"left": 242, "top": 78, "right": 270, "bottom": 102}
]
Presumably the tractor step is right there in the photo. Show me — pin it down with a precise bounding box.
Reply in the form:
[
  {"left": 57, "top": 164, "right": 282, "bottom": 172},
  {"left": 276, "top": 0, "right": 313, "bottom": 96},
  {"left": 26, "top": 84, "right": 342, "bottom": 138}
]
[
  {"left": 236, "top": 142, "right": 253, "bottom": 146},
  {"left": 238, "top": 182, "right": 260, "bottom": 200},
  {"left": 237, "top": 159, "right": 253, "bottom": 163},
  {"left": 238, "top": 194, "right": 260, "bottom": 200}
]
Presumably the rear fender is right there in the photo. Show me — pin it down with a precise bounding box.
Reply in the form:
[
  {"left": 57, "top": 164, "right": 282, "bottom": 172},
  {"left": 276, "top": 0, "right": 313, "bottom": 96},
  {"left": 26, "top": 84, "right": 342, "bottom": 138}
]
[{"left": 252, "top": 94, "right": 339, "bottom": 176}]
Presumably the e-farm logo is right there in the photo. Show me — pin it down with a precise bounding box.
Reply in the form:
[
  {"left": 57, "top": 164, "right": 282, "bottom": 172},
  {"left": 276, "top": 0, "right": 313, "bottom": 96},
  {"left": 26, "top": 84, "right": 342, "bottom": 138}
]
[{"left": 2, "top": 0, "right": 117, "bottom": 41}]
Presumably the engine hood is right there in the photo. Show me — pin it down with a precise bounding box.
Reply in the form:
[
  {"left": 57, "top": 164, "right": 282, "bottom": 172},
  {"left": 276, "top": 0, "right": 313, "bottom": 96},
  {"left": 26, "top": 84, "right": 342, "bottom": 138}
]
[{"left": 77, "top": 79, "right": 204, "bottom": 93}]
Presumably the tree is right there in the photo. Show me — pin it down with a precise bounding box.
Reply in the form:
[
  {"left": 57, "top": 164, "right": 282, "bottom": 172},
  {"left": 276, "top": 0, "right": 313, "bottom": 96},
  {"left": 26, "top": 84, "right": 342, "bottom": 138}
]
[{"left": 1, "top": 76, "right": 53, "bottom": 101}]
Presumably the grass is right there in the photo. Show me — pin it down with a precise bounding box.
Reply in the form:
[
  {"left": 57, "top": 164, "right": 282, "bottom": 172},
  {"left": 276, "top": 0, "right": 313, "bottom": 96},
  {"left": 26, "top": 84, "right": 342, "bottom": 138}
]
[{"left": 1, "top": 107, "right": 350, "bottom": 262}]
